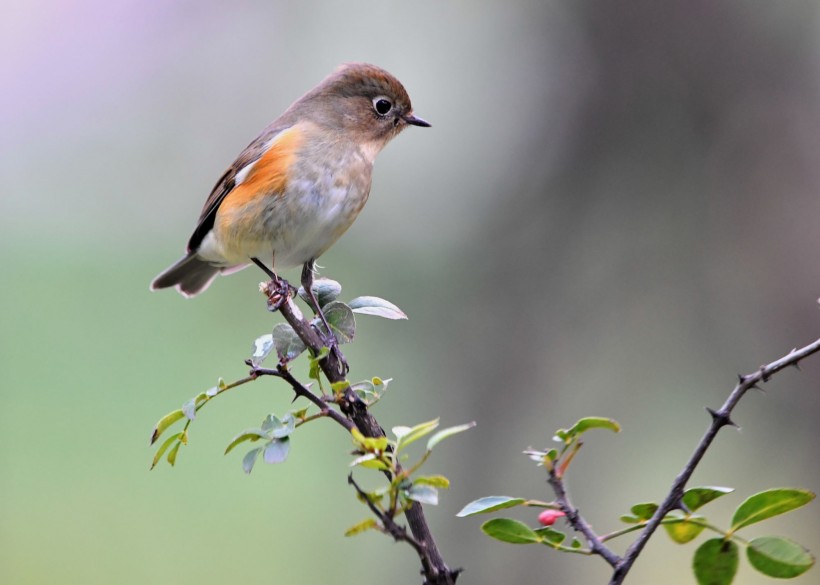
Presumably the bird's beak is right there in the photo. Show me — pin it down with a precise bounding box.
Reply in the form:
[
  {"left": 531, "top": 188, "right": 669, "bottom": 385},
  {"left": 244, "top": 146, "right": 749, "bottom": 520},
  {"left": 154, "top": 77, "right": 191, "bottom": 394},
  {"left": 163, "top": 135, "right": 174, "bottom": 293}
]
[{"left": 404, "top": 113, "right": 431, "bottom": 127}]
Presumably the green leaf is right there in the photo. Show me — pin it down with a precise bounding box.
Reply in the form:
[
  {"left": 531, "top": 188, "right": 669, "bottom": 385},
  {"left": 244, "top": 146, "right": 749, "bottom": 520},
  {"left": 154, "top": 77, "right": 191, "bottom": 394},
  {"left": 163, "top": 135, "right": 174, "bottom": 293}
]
[
  {"left": 631, "top": 502, "right": 659, "bottom": 521},
  {"left": 683, "top": 486, "right": 734, "bottom": 512},
  {"left": 457, "top": 496, "right": 527, "bottom": 517},
  {"left": 242, "top": 447, "right": 262, "bottom": 474},
  {"left": 150, "top": 409, "right": 185, "bottom": 444},
  {"left": 414, "top": 475, "right": 450, "bottom": 489},
  {"left": 351, "top": 377, "right": 391, "bottom": 405},
  {"left": 298, "top": 278, "right": 342, "bottom": 308},
  {"left": 392, "top": 426, "right": 412, "bottom": 440},
  {"left": 262, "top": 438, "right": 290, "bottom": 464},
  {"left": 348, "top": 296, "right": 408, "bottom": 320},
  {"left": 261, "top": 414, "right": 280, "bottom": 432},
  {"left": 664, "top": 512, "right": 706, "bottom": 544},
  {"left": 250, "top": 333, "right": 274, "bottom": 367},
  {"left": 481, "top": 518, "right": 541, "bottom": 544},
  {"left": 534, "top": 526, "right": 566, "bottom": 546},
  {"left": 307, "top": 347, "right": 329, "bottom": 381},
  {"left": 166, "top": 439, "right": 183, "bottom": 466},
  {"left": 565, "top": 416, "right": 621, "bottom": 437},
  {"left": 349, "top": 453, "right": 390, "bottom": 470},
  {"left": 406, "top": 484, "right": 439, "bottom": 505},
  {"left": 261, "top": 413, "right": 296, "bottom": 438},
  {"left": 271, "top": 323, "right": 307, "bottom": 362},
  {"left": 570, "top": 537, "right": 583, "bottom": 549},
  {"left": 181, "top": 397, "right": 197, "bottom": 421},
  {"left": 523, "top": 448, "right": 552, "bottom": 465},
  {"left": 344, "top": 518, "right": 377, "bottom": 537},
  {"left": 426, "top": 421, "right": 476, "bottom": 451},
  {"left": 619, "top": 514, "right": 641, "bottom": 524},
  {"left": 693, "top": 538, "right": 739, "bottom": 585},
  {"left": 731, "top": 489, "right": 815, "bottom": 532},
  {"left": 747, "top": 536, "right": 815, "bottom": 578},
  {"left": 151, "top": 432, "right": 184, "bottom": 469},
  {"left": 224, "top": 428, "right": 267, "bottom": 455},
  {"left": 322, "top": 301, "right": 356, "bottom": 343},
  {"left": 351, "top": 430, "right": 389, "bottom": 454},
  {"left": 395, "top": 419, "right": 439, "bottom": 452}
]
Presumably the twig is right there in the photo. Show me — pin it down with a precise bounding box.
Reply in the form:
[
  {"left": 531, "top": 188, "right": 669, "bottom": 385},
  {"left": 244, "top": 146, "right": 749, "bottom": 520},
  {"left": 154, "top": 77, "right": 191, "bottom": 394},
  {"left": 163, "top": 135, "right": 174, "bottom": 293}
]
[
  {"left": 248, "top": 362, "right": 353, "bottom": 431},
  {"left": 347, "top": 474, "right": 427, "bottom": 557},
  {"left": 607, "top": 338, "right": 820, "bottom": 584},
  {"left": 271, "top": 291, "right": 459, "bottom": 585},
  {"left": 547, "top": 469, "right": 621, "bottom": 568}
]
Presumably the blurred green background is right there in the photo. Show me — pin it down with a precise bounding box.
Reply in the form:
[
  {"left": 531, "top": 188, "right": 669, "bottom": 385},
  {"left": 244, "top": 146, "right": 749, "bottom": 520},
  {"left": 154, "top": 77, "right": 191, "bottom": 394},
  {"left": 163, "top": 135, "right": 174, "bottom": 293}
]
[{"left": 3, "top": 1, "right": 820, "bottom": 584}]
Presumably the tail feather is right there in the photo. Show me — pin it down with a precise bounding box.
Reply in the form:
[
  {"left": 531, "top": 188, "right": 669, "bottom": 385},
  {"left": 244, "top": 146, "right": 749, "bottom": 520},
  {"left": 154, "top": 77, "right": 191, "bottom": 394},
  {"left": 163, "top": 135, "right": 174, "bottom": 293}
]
[{"left": 151, "top": 254, "right": 226, "bottom": 297}]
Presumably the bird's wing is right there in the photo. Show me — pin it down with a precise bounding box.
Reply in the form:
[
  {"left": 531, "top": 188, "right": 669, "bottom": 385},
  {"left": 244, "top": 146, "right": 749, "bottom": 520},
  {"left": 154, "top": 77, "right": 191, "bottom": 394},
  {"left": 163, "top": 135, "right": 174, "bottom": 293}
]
[{"left": 186, "top": 123, "right": 294, "bottom": 253}]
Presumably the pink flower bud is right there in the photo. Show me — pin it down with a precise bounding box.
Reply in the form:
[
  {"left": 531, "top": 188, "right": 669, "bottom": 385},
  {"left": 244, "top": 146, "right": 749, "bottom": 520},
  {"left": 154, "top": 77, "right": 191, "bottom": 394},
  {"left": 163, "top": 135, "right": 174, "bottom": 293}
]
[{"left": 538, "top": 509, "right": 566, "bottom": 526}]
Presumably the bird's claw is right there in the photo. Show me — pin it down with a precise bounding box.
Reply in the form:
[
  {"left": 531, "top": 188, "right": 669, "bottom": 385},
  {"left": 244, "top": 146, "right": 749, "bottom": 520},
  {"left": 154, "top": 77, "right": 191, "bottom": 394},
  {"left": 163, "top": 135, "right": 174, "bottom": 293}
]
[{"left": 262, "top": 276, "right": 294, "bottom": 312}]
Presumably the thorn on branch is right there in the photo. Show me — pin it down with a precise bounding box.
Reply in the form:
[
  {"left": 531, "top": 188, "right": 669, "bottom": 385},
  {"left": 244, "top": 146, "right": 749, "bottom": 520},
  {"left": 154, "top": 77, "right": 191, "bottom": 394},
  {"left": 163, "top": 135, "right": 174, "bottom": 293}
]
[
  {"left": 706, "top": 407, "right": 737, "bottom": 429},
  {"left": 670, "top": 497, "right": 692, "bottom": 515}
]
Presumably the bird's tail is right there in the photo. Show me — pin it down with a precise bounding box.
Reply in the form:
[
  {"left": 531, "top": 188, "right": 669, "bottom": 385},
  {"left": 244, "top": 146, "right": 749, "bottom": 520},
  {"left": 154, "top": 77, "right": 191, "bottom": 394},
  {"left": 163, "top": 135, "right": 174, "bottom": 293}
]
[{"left": 150, "top": 253, "right": 242, "bottom": 298}]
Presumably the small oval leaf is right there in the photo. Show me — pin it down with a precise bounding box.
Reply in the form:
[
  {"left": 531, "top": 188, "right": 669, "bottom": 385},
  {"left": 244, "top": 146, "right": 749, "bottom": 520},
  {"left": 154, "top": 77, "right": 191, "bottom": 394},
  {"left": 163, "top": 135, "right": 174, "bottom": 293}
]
[
  {"left": 224, "top": 428, "right": 267, "bottom": 455},
  {"left": 683, "top": 486, "right": 734, "bottom": 512},
  {"left": 406, "top": 484, "right": 439, "bottom": 506},
  {"left": 272, "top": 323, "right": 307, "bottom": 362},
  {"left": 262, "top": 438, "right": 290, "bottom": 464},
  {"left": 348, "top": 296, "right": 408, "bottom": 320},
  {"left": 150, "top": 409, "right": 185, "bottom": 444},
  {"left": 426, "top": 421, "right": 476, "bottom": 451},
  {"left": 298, "top": 278, "right": 342, "bottom": 307},
  {"left": 566, "top": 417, "right": 621, "bottom": 436},
  {"left": 731, "top": 489, "right": 815, "bottom": 532},
  {"left": 534, "top": 526, "right": 566, "bottom": 546},
  {"left": 693, "top": 538, "right": 739, "bottom": 585},
  {"left": 250, "top": 333, "right": 274, "bottom": 367},
  {"left": 242, "top": 447, "right": 262, "bottom": 474},
  {"left": 344, "top": 518, "right": 377, "bottom": 537},
  {"left": 664, "top": 513, "right": 706, "bottom": 544},
  {"left": 166, "top": 440, "right": 183, "bottom": 466},
  {"left": 322, "top": 301, "right": 356, "bottom": 344},
  {"left": 747, "top": 536, "right": 814, "bottom": 578},
  {"left": 414, "top": 475, "right": 450, "bottom": 489},
  {"left": 457, "top": 496, "right": 527, "bottom": 517},
  {"left": 481, "top": 518, "right": 541, "bottom": 544},
  {"left": 151, "top": 432, "right": 184, "bottom": 469},
  {"left": 395, "top": 418, "right": 439, "bottom": 452},
  {"left": 630, "top": 502, "right": 659, "bottom": 521}
]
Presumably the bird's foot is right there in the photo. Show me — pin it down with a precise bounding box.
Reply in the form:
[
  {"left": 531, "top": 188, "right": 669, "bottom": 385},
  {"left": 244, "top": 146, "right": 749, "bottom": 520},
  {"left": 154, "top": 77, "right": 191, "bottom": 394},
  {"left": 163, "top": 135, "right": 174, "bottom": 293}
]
[{"left": 261, "top": 275, "right": 295, "bottom": 312}]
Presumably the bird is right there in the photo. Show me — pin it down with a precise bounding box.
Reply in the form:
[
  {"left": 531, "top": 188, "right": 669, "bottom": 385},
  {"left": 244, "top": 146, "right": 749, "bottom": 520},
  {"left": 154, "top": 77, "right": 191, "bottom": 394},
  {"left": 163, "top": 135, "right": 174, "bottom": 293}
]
[{"left": 150, "top": 63, "right": 430, "bottom": 317}]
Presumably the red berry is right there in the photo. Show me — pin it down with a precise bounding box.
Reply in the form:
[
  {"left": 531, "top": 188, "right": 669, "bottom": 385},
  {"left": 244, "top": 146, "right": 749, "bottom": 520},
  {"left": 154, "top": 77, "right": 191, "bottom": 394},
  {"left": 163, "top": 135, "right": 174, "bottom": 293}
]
[{"left": 538, "top": 509, "right": 565, "bottom": 526}]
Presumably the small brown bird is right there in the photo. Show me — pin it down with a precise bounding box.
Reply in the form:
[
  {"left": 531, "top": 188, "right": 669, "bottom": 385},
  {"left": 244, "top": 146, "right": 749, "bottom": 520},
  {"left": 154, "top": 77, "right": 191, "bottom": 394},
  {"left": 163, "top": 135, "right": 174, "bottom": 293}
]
[{"left": 150, "top": 63, "right": 429, "bottom": 304}]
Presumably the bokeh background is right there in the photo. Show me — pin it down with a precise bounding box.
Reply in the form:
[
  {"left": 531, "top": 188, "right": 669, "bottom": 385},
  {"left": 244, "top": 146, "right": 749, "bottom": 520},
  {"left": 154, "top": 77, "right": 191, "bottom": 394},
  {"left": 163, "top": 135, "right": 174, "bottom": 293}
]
[{"left": 3, "top": 1, "right": 820, "bottom": 584}]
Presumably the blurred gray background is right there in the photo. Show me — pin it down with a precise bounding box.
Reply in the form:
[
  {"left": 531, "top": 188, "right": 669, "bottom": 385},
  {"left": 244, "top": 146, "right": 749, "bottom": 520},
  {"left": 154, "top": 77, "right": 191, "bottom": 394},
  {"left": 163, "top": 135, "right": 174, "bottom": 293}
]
[{"left": 2, "top": 1, "right": 819, "bottom": 584}]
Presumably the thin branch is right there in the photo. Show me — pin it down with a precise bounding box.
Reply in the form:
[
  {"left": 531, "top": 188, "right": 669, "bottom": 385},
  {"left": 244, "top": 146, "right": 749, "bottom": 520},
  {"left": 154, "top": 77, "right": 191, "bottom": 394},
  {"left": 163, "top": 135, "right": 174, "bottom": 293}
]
[
  {"left": 608, "top": 338, "right": 820, "bottom": 584},
  {"left": 249, "top": 362, "right": 353, "bottom": 431},
  {"left": 348, "top": 474, "right": 427, "bottom": 559},
  {"left": 267, "top": 289, "right": 459, "bottom": 585},
  {"left": 547, "top": 469, "right": 621, "bottom": 568}
]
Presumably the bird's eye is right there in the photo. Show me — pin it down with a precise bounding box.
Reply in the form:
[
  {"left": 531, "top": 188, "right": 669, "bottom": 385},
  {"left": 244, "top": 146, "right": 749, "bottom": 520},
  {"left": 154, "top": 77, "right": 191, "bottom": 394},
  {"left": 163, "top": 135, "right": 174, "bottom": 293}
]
[{"left": 373, "top": 97, "right": 393, "bottom": 116}]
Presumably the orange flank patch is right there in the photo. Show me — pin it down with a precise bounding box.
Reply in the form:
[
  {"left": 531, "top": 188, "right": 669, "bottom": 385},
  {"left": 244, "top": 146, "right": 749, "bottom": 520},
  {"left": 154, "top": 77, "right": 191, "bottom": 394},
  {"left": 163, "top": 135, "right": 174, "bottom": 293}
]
[
  {"left": 222, "top": 125, "right": 304, "bottom": 210},
  {"left": 213, "top": 125, "right": 306, "bottom": 259}
]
